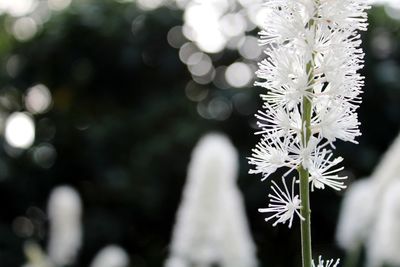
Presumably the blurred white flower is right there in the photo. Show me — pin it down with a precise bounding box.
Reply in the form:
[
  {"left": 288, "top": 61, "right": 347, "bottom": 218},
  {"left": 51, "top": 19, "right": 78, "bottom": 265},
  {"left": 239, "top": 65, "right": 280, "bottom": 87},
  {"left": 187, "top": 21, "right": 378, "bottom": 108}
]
[
  {"left": 371, "top": 132, "right": 400, "bottom": 193},
  {"left": 165, "top": 133, "right": 257, "bottom": 267},
  {"left": 336, "top": 178, "right": 377, "bottom": 252},
  {"left": 22, "top": 241, "right": 53, "bottom": 267},
  {"left": 47, "top": 186, "right": 82, "bottom": 266},
  {"left": 336, "top": 131, "right": 400, "bottom": 251},
  {"left": 366, "top": 179, "right": 400, "bottom": 267},
  {"left": 89, "top": 245, "right": 129, "bottom": 267}
]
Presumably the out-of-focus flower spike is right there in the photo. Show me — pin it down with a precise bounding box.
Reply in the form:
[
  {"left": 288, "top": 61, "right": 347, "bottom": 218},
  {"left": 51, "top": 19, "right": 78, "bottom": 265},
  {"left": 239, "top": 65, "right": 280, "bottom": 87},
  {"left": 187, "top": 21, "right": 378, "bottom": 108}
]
[
  {"left": 336, "top": 178, "right": 377, "bottom": 251},
  {"left": 366, "top": 180, "right": 400, "bottom": 267},
  {"left": 47, "top": 186, "right": 82, "bottom": 267},
  {"left": 166, "top": 133, "right": 258, "bottom": 267},
  {"left": 89, "top": 245, "right": 129, "bottom": 267}
]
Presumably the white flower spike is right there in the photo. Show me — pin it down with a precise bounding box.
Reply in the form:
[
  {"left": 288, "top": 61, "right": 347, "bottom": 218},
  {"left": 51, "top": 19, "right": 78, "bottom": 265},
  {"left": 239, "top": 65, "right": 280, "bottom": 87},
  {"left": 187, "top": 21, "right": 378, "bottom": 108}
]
[
  {"left": 248, "top": 0, "right": 370, "bottom": 226},
  {"left": 336, "top": 178, "right": 377, "bottom": 252},
  {"left": 258, "top": 177, "right": 304, "bottom": 228},
  {"left": 312, "top": 256, "right": 340, "bottom": 267},
  {"left": 47, "top": 186, "right": 82, "bottom": 266},
  {"left": 166, "top": 133, "right": 258, "bottom": 267},
  {"left": 248, "top": 0, "right": 369, "bottom": 265}
]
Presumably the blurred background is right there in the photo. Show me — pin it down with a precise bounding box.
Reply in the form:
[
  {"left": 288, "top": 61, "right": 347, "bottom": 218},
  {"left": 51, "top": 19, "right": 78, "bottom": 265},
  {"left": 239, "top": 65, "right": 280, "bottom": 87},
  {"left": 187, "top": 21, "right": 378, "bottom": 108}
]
[{"left": 0, "top": 0, "right": 399, "bottom": 266}]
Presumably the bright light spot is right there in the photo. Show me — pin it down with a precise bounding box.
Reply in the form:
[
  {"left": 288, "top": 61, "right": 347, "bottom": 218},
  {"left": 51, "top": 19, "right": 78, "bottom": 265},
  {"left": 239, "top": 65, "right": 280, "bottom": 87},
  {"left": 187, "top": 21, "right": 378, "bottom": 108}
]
[
  {"left": 192, "top": 68, "right": 215, "bottom": 85},
  {"left": 219, "top": 13, "right": 247, "bottom": 38},
  {"left": 175, "top": 0, "right": 190, "bottom": 9},
  {"left": 197, "top": 31, "right": 226, "bottom": 53},
  {"left": 246, "top": 2, "right": 267, "bottom": 27},
  {"left": 25, "top": 84, "right": 52, "bottom": 114},
  {"left": 0, "top": 0, "right": 37, "bottom": 17},
  {"left": 237, "top": 0, "right": 262, "bottom": 7},
  {"left": 179, "top": 42, "right": 199, "bottom": 64},
  {"left": 33, "top": 143, "right": 57, "bottom": 168},
  {"left": 186, "top": 52, "right": 203, "bottom": 66},
  {"left": 137, "top": 0, "right": 165, "bottom": 10},
  {"left": 226, "top": 34, "right": 245, "bottom": 50},
  {"left": 175, "top": 0, "right": 270, "bottom": 54},
  {"left": 185, "top": 81, "right": 209, "bottom": 102},
  {"left": 167, "top": 26, "right": 186, "bottom": 49},
  {"left": 184, "top": 3, "right": 227, "bottom": 53},
  {"left": 196, "top": 101, "right": 212, "bottom": 119},
  {"left": 187, "top": 53, "right": 213, "bottom": 76},
  {"left": 225, "top": 62, "right": 253, "bottom": 88},
  {"left": 385, "top": 5, "right": 400, "bottom": 20},
  {"left": 12, "top": 217, "right": 34, "bottom": 238},
  {"left": 6, "top": 55, "right": 21, "bottom": 78},
  {"left": 239, "top": 36, "right": 262, "bottom": 59},
  {"left": 208, "top": 96, "right": 232, "bottom": 120},
  {"left": 372, "top": 0, "right": 400, "bottom": 9},
  {"left": 207, "top": 0, "right": 230, "bottom": 14},
  {"left": 5, "top": 112, "right": 35, "bottom": 149},
  {"left": 12, "top": 17, "right": 38, "bottom": 41},
  {"left": 48, "top": 0, "right": 72, "bottom": 11}
]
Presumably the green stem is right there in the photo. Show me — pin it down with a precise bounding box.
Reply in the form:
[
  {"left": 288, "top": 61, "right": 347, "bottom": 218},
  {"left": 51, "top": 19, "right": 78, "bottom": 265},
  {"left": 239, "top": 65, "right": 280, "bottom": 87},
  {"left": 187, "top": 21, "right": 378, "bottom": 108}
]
[
  {"left": 299, "top": 165, "right": 312, "bottom": 267},
  {"left": 299, "top": 88, "right": 313, "bottom": 267},
  {"left": 298, "top": 0, "right": 318, "bottom": 260}
]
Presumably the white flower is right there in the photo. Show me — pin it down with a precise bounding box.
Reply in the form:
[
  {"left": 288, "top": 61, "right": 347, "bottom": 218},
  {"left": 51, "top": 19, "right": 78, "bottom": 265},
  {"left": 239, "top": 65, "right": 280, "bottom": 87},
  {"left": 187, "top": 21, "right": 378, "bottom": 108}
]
[
  {"left": 336, "top": 178, "right": 377, "bottom": 252},
  {"left": 256, "top": 47, "right": 311, "bottom": 110},
  {"left": 23, "top": 241, "right": 53, "bottom": 267},
  {"left": 47, "top": 186, "right": 82, "bottom": 266},
  {"left": 254, "top": 106, "right": 302, "bottom": 137},
  {"left": 248, "top": 0, "right": 370, "bottom": 219},
  {"left": 371, "top": 132, "right": 400, "bottom": 192},
  {"left": 166, "top": 133, "right": 258, "bottom": 267},
  {"left": 366, "top": 180, "right": 400, "bottom": 267},
  {"left": 312, "top": 256, "right": 340, "bottom": 267},
  {"left": 313, "top": 104, "right": 361, "bottom": 144},
  {"left": 248, "top": 134, "right": 293, "bottom": 180},
  {"left": 308, "top": 148, "right": 347, "bottom": 191},
  {"left": 317, "top": 0, "right": 370, "bottom": 31},
  {"left": 258, "top": 177, "right": 304, "bottom": 228},
  {"left": 336, "top": 133, "right": 400, "bottom": 260},
  {"left": 90, "top": 245, "right": 129, "bottom": 267}
]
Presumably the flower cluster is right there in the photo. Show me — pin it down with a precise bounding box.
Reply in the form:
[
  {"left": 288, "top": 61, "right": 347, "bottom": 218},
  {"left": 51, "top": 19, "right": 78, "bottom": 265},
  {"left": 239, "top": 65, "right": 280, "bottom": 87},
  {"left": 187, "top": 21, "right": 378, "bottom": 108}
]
[{"left": 249, "top": 0, "right": 370, "bottom": 227}]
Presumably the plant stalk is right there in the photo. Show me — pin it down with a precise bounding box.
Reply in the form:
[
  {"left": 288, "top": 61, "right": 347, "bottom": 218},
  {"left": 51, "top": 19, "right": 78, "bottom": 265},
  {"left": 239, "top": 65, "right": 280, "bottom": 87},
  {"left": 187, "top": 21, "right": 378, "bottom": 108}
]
[
  {"left": 298, "top": 58, "right": 314, "bottom": 267},
  {"left": 299, "top": 99, "right": 313, "bottom": 267}
]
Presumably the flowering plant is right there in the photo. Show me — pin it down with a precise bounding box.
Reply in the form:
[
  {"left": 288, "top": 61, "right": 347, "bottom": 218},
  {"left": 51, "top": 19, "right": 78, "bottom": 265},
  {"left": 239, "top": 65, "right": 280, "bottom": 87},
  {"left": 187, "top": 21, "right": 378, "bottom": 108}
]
[{"left": 248, "top": 0, "right": 370, "bottom": 266}]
